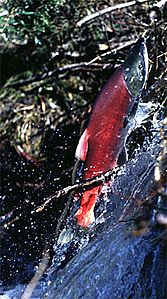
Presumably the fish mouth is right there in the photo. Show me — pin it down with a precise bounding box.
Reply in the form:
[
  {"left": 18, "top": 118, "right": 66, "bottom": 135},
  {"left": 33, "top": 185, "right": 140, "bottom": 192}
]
[{"left": 123, "top": 37, "right": 149, "bottom": 98}]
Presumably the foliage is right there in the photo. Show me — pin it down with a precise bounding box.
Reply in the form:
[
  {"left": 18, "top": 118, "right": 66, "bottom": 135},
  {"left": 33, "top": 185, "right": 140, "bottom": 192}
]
[{"left": 1, "top": 0, "right": 67, "bottom": 44}]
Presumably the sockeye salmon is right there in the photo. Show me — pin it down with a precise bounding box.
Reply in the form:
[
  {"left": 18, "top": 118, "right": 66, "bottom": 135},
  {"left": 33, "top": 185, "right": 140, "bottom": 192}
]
[{"left": 73, "top": 37, "right": 148, "bottom": 227}]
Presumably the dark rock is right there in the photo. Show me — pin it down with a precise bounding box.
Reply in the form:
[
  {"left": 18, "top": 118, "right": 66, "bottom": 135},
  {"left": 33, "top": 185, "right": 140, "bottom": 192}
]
[{"left": 43, "top": 131, "right": 167, "bottom": 299}]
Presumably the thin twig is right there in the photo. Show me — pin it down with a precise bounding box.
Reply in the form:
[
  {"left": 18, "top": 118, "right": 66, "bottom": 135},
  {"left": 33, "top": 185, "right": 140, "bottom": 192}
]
[
  {"left": 5, "top": 39, "right": 139, "bottom": 89},
  {"left": 32, "top": 167, "right": 118, "bottom": 214},
  {"left": 77, "top": 0, "right": 149, "bottom": 27},
  {"left": 5, "top": 63, "right": 111, "bottom": 88},
  {"left": 3, "top": 167, "right": 118, "bottom": 228},
  {"left": 88, "top": 39, "right": 137, "bottom": 64}
]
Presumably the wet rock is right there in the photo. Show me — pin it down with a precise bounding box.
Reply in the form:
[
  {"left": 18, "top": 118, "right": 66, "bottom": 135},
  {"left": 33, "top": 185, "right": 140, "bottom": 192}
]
[
  {"left": 43, "top": 132, "right": 166, "bottom": 299},
  {"left": 44, "top": 226, "right": 166, "bottom": 299}
]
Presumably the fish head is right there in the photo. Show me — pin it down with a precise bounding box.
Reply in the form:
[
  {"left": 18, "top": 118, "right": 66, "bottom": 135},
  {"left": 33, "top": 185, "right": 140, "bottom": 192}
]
[{"left": 123, "top": 37, "right": 149, "bottom": 98}]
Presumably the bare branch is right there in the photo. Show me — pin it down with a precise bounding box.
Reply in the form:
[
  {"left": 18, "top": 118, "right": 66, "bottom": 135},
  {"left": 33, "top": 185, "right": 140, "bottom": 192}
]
[
  {"left": 5, "top": 62, "right": 111, "bottom": 89},
  {"left": 89, "top": 39, "right": 137, "bottom": 64},
  {"left": 77, "top": 0, "right": 149, "bottom": 27},
  {"left": 2, "top": 167, "right": 118, "bottom": 228},
  {"left": 5, "top": 39, "right": 138, "bottom": 89},
  {"left": 32, "top": 167, "right": 118, "bottom": 214}
]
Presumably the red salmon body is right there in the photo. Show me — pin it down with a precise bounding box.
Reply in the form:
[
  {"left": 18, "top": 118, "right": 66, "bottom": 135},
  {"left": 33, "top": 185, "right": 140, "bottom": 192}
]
[
  {"left": 75, "top": 69, "right": 132, "bottom": 227},
  {"left": 73, "top": 38, "right": 148, "bottom": 227}
]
